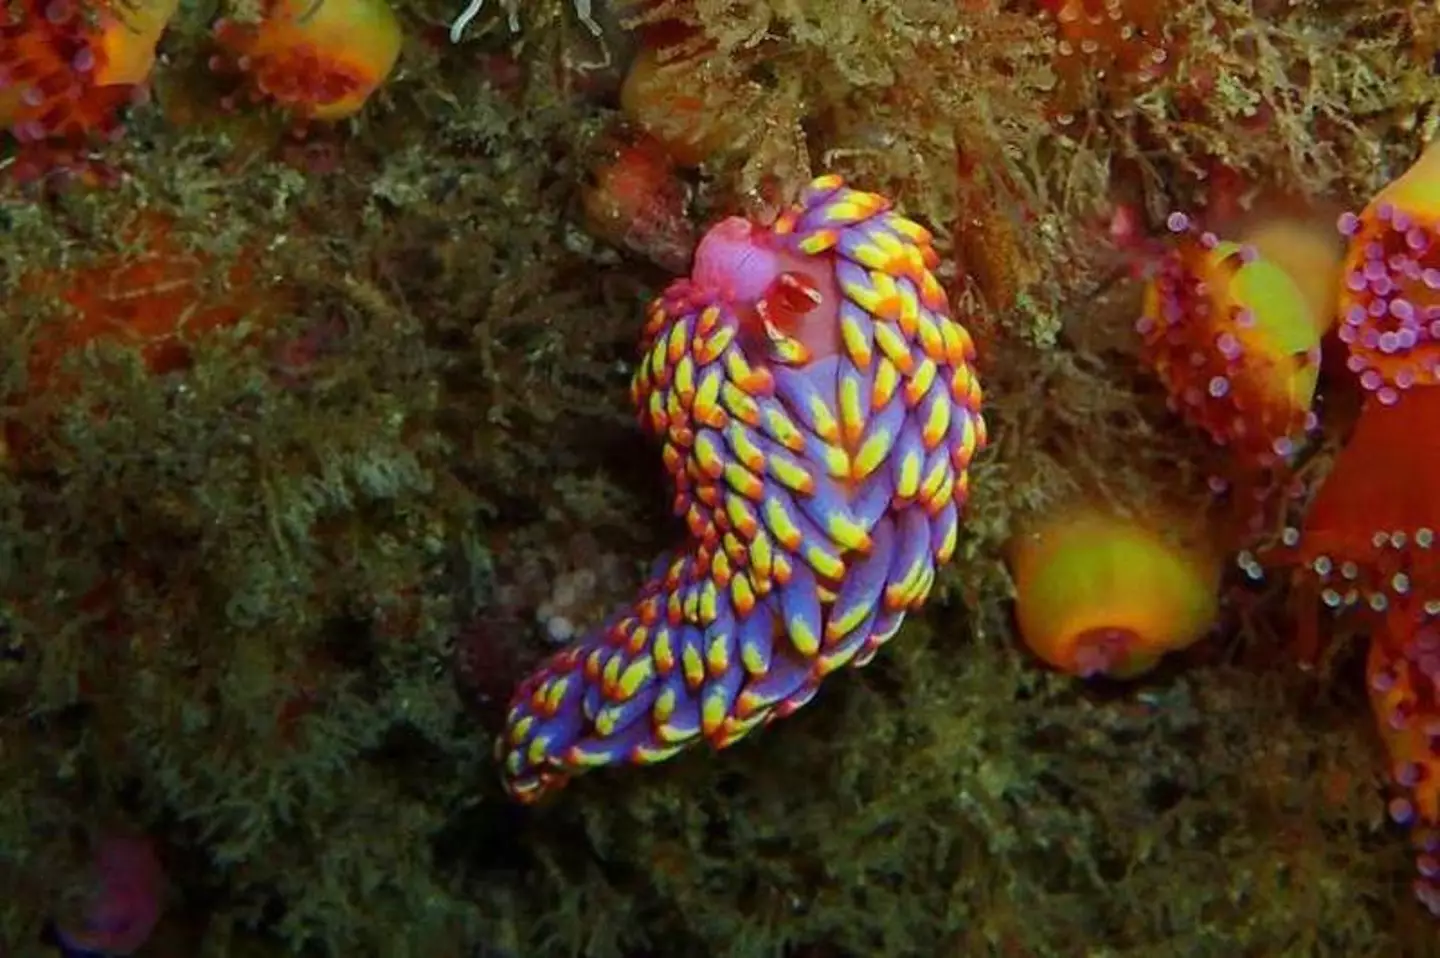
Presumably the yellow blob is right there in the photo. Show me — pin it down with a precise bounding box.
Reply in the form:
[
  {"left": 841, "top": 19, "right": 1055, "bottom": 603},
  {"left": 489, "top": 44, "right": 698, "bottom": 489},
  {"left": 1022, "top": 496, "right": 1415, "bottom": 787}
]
[
  {"left": 1008, "top": 508, "right": 1221, "bottom": 680},
  {"left": 1215, "top": 241, "right": 1321, "bottom": 407},
  {"left": 1238, "top": 218, "right": 1342, "bottom": 336}
]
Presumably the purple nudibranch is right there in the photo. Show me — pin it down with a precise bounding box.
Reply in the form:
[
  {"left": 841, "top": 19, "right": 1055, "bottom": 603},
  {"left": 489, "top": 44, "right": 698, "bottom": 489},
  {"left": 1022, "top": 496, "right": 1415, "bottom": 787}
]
[{"left": 496, "top": 174, "right": 986, "bottom": 802}]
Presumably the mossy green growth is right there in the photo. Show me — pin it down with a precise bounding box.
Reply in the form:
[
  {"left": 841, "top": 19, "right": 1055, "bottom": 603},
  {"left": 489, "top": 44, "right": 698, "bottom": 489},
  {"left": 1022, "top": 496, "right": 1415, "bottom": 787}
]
[{"left": 0, "top": 0, "right": 1438, "bottom": 954}]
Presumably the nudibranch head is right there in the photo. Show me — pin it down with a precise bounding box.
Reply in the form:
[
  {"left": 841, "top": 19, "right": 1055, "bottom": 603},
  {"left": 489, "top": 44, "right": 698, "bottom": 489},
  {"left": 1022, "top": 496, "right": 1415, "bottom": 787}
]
[
  {"left": 212, "top": 0, "right": 402, "bottom": 121},
  {"left": 1335, "top": 145, "right": 1440, "bottom": 404},
  {"left": 1009, "top": 507, "right": 1220, "bottom": 680},
  {"left": 1138, "top": 213, "right": 1322, "bottom": 470},
  {"left": 495, "top": 174, "right": 986, "bottom": 802},
  {"left": 1368, "top": 611, "right": 1440, "bottom": 917},
  {"left": 688, "top": 214, "right": 844, "bottom": 364},
  {"left": 1, "top": 0, "right": 177, "bottom": 158}
]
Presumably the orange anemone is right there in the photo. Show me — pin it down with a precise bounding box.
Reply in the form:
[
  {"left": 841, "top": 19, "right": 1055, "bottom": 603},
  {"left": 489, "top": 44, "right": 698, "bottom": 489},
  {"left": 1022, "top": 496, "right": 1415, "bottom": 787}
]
[
  {"left": 1335, "top": 143, "right": 1440, "bottom": 403},
  {"left": 212, "top": 0, "right": 402, "bottom": 121},
  {"left": 0, "top": 0, "right": 177, "bottom": 174},
  {"left": 1138, "top": 214, "right": 1322, "bottom": 473},
  {"left": 1368, "top": 610, "right": 1440, "bottom": 918},
  {"left": 1288, "top": 388, "right": 1440, "bottom": 621},
  {"left": 1040, "top": 0, "right": 1174, "bottom": 116}
]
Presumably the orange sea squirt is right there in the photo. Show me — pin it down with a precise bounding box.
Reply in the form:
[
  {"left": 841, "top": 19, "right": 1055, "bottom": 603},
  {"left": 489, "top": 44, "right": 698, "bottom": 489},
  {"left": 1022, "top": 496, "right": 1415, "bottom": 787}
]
[
  {"left": 213, "top": 0, "right": 402, "bottom": 120},
  {"left": 581, "top": 130, "right": 695, "bottom": 273}
]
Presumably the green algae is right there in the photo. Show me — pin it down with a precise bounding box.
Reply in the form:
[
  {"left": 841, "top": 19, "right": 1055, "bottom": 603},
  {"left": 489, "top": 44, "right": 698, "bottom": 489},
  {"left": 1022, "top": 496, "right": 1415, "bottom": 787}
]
[{"left": 0, "top": 0, "right": 1436, "bottom": 955}]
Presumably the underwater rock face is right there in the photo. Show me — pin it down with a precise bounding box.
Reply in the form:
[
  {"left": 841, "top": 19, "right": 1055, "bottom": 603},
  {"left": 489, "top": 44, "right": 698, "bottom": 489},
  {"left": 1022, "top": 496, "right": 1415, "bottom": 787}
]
[
  {"left": 53, "top": 835, "right": 164, "bottom": 956},
  {"left": 494, "top": 175, "right": 986, "bottom": 802}
]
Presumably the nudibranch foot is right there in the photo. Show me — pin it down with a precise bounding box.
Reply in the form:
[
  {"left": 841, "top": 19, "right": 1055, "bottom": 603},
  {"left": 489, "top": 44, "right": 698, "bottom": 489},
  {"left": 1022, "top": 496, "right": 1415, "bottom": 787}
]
[{"left": 495, "top": 175, "right": 986, "bottom": 802}]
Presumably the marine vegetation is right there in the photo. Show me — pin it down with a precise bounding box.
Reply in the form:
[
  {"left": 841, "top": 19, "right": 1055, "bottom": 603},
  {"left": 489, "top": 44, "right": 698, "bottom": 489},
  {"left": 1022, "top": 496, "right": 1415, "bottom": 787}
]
[{"left": 1, "top": 0, "right": 1440, "bottom": 956}]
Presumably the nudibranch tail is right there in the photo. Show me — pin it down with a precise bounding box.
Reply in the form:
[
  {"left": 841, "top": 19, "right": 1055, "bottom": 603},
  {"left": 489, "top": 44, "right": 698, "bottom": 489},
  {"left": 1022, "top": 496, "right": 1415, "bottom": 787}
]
[{"left": 496, "top": 175, "right": 986, "bottom": 803}]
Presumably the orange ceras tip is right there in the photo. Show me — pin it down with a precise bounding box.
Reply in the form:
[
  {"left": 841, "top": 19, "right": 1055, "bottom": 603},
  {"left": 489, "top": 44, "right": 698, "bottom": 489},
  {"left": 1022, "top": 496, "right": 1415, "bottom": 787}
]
[
  {"left": 1008, "top": 506, "right": 1221, "bottom": 680},
  {"left": 1138, "top": 212, "right": 1322, "bottom": 472},
  {"left": 1336, "top": 144, "right": 1440, "bottom": 404},
  {"left": 0, "top": 0, "right": 177, "bottom": 145},
  {"left": 212, "top": 0, "right": 402, "bottom": 121}
]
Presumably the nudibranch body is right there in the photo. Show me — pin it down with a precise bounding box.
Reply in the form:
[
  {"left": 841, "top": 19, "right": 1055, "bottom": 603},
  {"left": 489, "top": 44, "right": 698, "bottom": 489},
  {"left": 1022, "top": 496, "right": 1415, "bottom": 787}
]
[{"left": 496, "top": 175, "right": 986, "bottom": 802}]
